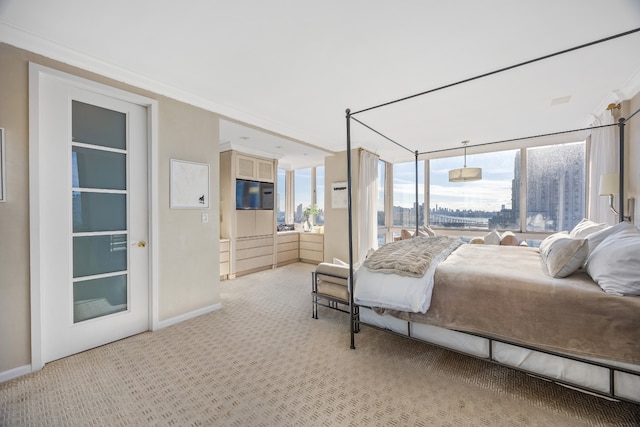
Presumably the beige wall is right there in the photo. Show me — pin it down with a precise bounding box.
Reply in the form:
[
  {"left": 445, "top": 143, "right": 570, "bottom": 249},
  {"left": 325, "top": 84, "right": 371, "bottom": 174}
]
[
  {"left": 323, "top": 149, "right": 360, "bottom": 264},
  {"left": 0, "top": 43, "right": 31, "bottom": 372},
  {"left": 0, "top": 43, "right": 221, "bottom": 373},
  {"left": 158, "top": 99, "right": 220, "bottom": 321}
]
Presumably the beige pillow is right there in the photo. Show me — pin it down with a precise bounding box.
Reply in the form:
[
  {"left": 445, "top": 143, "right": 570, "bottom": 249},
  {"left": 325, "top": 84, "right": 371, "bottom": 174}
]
[
  {"left": 400, "top": 229, "right": 413, "bottom": 239},
  {"left": 469, "top": 237, "right": 484, "bottom": 244},
  {"left": 416, "top": 229, "right": 430, "bottom": 237},
  {"left": 483, "top": 230, "right": 501, "bottom": 245},
  {"left": 420, "top": 225, "right": 436, "bottom": 237},
  {"left": 539, "top": 232, "right": 588, "bottom": 278},
  {"left": 500, "top": 231, "right": 519, "bottom": 246},
  {"left": 569, "top": 218, "right": 608, "bottom": 239}
]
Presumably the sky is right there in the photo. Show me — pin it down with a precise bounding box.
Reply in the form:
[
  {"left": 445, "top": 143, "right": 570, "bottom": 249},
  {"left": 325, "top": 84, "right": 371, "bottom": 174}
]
[{"left": 392, "top": 150, "right": 518, "bottom": 211}]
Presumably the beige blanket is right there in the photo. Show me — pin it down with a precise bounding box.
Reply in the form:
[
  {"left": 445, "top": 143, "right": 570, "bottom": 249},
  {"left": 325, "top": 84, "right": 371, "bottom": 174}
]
[
  {"left": 363, "top": 236, "right": 463, "bottom": 277},
  {"left": 374, "top": 244, "right": 640, "bottom": 364}
]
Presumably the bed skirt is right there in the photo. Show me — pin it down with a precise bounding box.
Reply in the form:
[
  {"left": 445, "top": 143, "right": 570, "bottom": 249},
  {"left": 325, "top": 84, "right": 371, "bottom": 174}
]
[{"left": 359, "top": 307, "right": 640, "bottom": 404}]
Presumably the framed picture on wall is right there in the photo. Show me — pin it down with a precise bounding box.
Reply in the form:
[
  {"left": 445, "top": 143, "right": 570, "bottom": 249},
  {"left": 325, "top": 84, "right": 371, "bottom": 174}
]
[
  {"left": 0, "top": 128, "right": 5, "bottom": 202},
  {"left": 331, "top": 181, "right": 348, "bottom": 209},
  {"left": 170, "top": 159, "right": 210, "bottom": 208}
]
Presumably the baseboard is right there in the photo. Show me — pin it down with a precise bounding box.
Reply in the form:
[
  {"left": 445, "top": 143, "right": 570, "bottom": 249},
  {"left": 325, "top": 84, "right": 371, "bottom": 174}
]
[
  {"left": 157, "top": 303, "right": 222, "bottom": 330},
  {"left": 0, "top": 364, "right": 33, "bottom": 383}
]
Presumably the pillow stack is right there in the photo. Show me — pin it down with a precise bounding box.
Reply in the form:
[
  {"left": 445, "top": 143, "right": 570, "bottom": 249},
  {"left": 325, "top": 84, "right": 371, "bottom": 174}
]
[
  {"left": 479, "top": 229, "right": 521, "bottom": 246},
  {"left": 538, "top": 218, "right": 640, "bottom": 296},
  {"left": 584, "top": 221, "right": 640, "bottom": 296},
  {"left": 400, "top": 225, "right": 437, "bottom": 240}
]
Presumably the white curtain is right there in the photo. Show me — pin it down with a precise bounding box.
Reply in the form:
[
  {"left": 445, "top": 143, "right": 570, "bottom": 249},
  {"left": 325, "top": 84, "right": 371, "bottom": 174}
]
[
  {"left": 588, "top": 111, "right": 618, "bottom": 224},
  {"left": 358, "top": 150, "right": 379, "bottom": 264}
]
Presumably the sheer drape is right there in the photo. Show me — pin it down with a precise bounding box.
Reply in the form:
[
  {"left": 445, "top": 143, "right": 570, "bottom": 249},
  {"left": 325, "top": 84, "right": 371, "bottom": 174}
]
[
  {"left": 358, "top": 150, "right": 379, "bottom": 264},
  {"left": 588, "top": 112, "right": 618, "bottom": 224}
]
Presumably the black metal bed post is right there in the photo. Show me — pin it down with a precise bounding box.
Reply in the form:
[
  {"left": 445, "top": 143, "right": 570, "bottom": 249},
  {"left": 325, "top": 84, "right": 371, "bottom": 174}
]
[
  {"left": 414, "top": 150, "right": 419, "bottom": 235},
  {"left": 346, "top": 108, "right": 356, "bottom": 350},
  {"left": 618, "top": 118, "right": 625, "bottom": 223}
]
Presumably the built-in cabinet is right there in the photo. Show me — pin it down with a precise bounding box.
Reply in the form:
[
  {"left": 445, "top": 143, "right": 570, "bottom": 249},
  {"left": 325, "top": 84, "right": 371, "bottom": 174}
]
[
  {"left": 236, "top": 210, "right": 274, "bottom": 238},
  {"left": 277, "top": 232, "right": 300, "bottom": 267},
  {"left": 219, "top": 149, "right": 325, "bottom": 277},
  {"left": 220, "top": 239, "right": 230, "bottom": 280},
  {"left": 236, "top": 154, "right": 275, "bottom": 182},
  {"left": 299, "top": 233, "right": 324, "bottom": 263},
  {"left": 220, "top": 150, "right": 277, "bottom": 278},
  {"left": 236, "top": 236, "right": 274, "bottom": 274}
]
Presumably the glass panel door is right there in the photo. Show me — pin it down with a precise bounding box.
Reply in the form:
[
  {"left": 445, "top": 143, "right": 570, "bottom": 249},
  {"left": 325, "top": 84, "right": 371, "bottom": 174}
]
[{"left": 71, "top": 100, "right": 128, "bottom": 323}]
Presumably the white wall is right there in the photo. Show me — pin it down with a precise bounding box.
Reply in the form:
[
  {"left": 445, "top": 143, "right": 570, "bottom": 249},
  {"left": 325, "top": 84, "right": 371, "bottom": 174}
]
[{"left": 625, "top": 92, "right": 640, "bottom": 227}]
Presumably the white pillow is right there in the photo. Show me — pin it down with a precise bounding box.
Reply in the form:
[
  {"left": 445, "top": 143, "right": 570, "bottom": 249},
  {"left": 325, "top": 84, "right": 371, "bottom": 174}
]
[
  {"left": 539, "top": 232, "right": 588, "bottom": 278},
  {"left": 585, "top": 221, "right": 635, "bottom": 258},
  {"left": 420, "top": 225, "right": 436, "bottom": 237},
  {"left": 569, "top": 218, "right": 608, "bottom": 239},
  {"left": 585, "top": 226, "right": 640, "bottom": 295},
  {"left": 333, "top": 258, "right": 361, "bottom": 270},
  {"left": 483, "top": 230, "right": 501, "bottom": 245}
]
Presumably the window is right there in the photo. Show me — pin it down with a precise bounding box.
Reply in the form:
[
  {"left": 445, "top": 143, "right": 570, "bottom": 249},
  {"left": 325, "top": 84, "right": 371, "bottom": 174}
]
[
  {"left": 428, "top": 142, "right": 585, "bottom": 233},
  {"left": 294, "top": 168, "right": 312, "bottom": 223},
  {"left": 393, "top": 160, "right": 424, "bottom": 227},
  {"left": 429, "top": 149, "right": 518, "bottom": 230},
  {"left": 277, "top": 168, "right": 286, "bottom": 225},
  {"left": 526, "top": 142, "right": 585, "bottom": 232},
  {"left": 283, "top": 166, "right": 325, "bottom": 226},
  {"left": 315, "top": 166, "right": 325, "bottom": 225}
]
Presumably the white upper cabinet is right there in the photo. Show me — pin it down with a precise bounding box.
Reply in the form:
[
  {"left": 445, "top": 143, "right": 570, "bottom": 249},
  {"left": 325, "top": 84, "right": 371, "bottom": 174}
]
[{"left": 236, "top": 154, "right": 274, "bottom": 182}]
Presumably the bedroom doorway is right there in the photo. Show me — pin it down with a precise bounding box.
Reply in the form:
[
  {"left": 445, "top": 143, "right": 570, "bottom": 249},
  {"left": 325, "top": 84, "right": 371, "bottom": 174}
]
[{"left": 29, "top": 64, "right": 154, "bottom": 365}]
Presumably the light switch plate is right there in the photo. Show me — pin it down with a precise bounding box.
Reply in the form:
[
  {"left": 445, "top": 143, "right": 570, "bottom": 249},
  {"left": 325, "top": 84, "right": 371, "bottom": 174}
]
[{"left": 201, "top": 213, "right": 209, "bottom": 223}]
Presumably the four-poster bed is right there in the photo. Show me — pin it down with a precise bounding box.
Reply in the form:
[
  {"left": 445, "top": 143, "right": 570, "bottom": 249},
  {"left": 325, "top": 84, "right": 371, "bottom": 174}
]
[{"left": 341, "top": 27, "right": 640, "bottom": 404}]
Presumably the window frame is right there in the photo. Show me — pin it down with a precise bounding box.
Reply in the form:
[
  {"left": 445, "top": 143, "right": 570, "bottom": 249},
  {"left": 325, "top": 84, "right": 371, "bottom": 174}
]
[
  {"left": 375, "top": 137, "right": 590, "bottom": 245},
  {"left": 427, "top": 139, "right": 589, "bottom": 240}
]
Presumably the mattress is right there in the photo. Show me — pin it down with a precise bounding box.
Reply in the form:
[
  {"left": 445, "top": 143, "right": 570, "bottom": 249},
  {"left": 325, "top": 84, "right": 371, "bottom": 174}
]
[{"left": 366, "top": 244, "right": 640, "bottom": 365}]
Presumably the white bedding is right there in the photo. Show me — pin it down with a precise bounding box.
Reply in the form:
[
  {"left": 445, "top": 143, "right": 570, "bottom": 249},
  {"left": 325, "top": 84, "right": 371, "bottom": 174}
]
[{"left": 354, "top": 240, "right": 457, "bottom": 312}]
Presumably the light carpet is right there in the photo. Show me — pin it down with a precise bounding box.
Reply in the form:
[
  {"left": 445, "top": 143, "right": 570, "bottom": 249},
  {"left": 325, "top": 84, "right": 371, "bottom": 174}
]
[{"left": 1, "top": 262, "right": 639, "bottom": 426}]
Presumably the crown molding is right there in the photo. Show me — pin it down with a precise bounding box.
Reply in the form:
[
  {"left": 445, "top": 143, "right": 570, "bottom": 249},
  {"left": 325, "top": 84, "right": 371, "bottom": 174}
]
[
  {"left": 0, "top": 21, "right": 319, "bottom": 146},
  {"left": 591, "top": 64, "right": 640, "bottom": 120},
  {"left": 219, "top": 142, "right": 284, "bottom": 161}
]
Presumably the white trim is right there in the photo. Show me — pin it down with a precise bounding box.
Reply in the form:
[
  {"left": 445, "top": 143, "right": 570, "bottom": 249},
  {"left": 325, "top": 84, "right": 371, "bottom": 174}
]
[
  {"left": 0, "top": 364, "right": 32, "bottom": 383},
  {"left": 28, "top": 63, "right": 159, "bottom": 367},
  {"left": 156, "top": 304, "right": 222, "bottom": 330},
  {"left": 149, "top": 98, "right": 160, "bottom": 331},
  {"left": 29, "top": 64, "right": 44, "bottom": 370}
]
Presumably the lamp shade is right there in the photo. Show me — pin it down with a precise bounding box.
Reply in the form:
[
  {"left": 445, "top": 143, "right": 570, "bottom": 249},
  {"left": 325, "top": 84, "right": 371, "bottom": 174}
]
[
  {"left": 599, "top": 173, "right": 619, "bottom": 196},
  {"left": 449, "top": 167, "right": 482, "bottom": 182}
]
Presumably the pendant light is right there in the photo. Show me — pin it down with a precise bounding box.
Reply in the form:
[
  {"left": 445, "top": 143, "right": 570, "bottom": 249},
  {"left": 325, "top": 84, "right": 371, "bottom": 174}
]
[{"left": 448, "top": 140, "right": 482, "bottom": 182}]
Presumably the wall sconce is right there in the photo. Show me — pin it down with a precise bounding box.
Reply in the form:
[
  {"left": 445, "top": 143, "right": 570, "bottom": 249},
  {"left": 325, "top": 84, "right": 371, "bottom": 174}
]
[
  {"left": 449, "top": 141, "right": 482, "bottom": 182},
  {"left": 599, "top": 173, "right": 634, "bottom": 222}
]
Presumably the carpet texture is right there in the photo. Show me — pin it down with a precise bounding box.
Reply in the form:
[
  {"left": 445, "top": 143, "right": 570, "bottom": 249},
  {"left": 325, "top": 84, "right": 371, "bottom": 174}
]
[{"left": 1, "top": 262, "right": 639, "bottom": 426}]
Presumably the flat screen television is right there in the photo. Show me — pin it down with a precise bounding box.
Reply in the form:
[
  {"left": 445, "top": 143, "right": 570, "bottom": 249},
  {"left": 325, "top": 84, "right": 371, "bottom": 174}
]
[{"left": 236, "top": 179, "right": 274, "bottom": 210}]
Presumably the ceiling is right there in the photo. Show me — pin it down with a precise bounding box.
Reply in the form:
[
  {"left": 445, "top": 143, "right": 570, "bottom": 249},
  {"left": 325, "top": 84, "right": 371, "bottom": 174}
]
[{"left": 2, "top": 0, "right": 640, "bottom": 168}]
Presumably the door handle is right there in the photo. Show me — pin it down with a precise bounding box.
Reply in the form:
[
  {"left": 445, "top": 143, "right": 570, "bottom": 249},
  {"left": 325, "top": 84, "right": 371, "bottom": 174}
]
[{"left": 131, "top": 241, "right": 147, "bottom": 248}]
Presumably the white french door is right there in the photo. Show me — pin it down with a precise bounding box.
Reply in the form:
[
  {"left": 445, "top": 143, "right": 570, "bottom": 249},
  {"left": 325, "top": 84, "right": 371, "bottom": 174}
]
[{"left": 32, "top": 69, "right": 150, "bottom": 363}]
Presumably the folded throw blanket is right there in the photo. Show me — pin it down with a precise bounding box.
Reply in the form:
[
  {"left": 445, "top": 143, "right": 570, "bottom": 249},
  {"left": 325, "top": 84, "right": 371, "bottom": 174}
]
[{"left": 363, "top": 236, "right": 463, "bottom": 278}]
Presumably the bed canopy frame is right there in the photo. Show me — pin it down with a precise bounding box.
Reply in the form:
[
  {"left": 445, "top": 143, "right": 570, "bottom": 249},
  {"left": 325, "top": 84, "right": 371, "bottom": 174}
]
[{"left": 344, "top": 27, "right": 640, "bottom": 351}]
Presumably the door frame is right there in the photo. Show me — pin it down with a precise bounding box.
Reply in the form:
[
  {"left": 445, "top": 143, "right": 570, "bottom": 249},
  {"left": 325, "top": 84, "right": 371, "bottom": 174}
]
[{"left": 28, "top": 63, "right": 160, "bottom": 371}]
